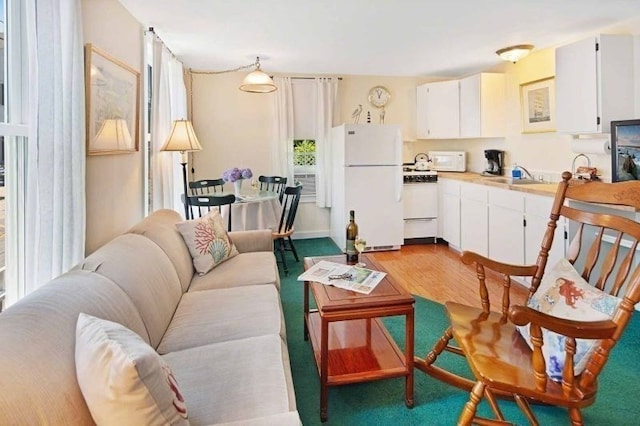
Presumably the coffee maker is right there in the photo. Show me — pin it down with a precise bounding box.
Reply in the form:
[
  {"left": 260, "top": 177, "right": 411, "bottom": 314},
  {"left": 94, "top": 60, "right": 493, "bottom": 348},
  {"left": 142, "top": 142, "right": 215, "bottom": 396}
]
[{"left": 484, "top": 150, "right": 504, "bottom": 176}]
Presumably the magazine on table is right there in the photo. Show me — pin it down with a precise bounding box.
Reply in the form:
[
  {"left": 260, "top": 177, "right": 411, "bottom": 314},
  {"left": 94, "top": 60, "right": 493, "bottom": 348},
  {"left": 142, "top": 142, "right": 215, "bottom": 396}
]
[{"left": 297, "top": 260, "right": 386, "bottom": 295}]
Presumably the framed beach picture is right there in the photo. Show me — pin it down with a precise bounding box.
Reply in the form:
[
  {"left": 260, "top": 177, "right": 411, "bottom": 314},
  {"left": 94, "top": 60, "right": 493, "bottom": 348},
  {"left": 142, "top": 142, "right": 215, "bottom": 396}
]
[
  {"left": 84, "top": 44, "right": 140, "bottom": 155},
  {"left": 520, "top": 76, "right": 556, "bottom": 134}
]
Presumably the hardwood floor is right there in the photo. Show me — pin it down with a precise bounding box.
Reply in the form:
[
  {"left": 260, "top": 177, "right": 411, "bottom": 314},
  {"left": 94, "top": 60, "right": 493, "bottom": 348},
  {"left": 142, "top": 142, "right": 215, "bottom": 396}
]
[{"left": 368, "top": 243, "right": 530, "bottom": 309}]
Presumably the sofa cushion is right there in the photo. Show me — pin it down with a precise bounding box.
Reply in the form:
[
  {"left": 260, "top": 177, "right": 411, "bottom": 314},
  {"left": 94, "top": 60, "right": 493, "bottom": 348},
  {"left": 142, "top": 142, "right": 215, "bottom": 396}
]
[
  {"left": 128, "top": 209, "right": 195, "bottom": 293},
  {"left": 177, "top": 210, "right": 239, "bottom": 275},
  {"left": 517, "top": 258, "right": 621, "bottom": 381},
  {"left": 188, "top": 252, "right": 280, "bottom": 292},
  {"left": 0, "top": 271, "right": 147, "bottom": 425},
  {"left": 162, "top": 335, "right": 292, "bottom": 425},
  {"left": 80, "top": 233, "right": 183, "bottom": 348},
  {"left": 157, "top": 285, "right": 285, "bottom": 354},
  {"left": 75, "top": 313, "right": 189, "bottom": 425}
]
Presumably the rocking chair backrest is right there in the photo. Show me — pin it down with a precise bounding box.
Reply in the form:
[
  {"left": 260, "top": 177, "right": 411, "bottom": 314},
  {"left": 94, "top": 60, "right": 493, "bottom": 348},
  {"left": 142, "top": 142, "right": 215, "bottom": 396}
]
[{"left": 531, "top": 171, "right": 640, "bottom": 390}]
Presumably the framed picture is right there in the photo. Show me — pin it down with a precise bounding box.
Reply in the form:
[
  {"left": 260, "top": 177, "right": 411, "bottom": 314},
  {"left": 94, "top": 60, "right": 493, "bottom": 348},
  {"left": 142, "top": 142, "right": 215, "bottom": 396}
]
[
  {"left": 85, "top": 44, "right": 140, "bottom": 155},
  {"left": 520, "top": 76, "right": 556, "bottom": 134}
]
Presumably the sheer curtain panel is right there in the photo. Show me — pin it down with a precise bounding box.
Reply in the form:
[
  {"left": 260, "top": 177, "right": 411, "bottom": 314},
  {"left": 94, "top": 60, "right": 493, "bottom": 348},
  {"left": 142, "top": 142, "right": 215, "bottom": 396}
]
[
  {"left": 19, "top": 0, "right": 86, "bottom": 299},
  {"left": 150, "top": 35, "right": 188, "bottom": 216},
  {"left": 314, "top": 78, "right": 339, "bottom": 208},
  {"left": 271, "top": 77, "right": 294, "bottom": 183}
]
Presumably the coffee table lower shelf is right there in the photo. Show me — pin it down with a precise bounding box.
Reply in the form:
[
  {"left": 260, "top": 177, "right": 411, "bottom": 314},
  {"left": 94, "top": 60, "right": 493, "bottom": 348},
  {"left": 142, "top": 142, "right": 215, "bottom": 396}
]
[{"left": 306, "top": 311, "right": 408, "bottom": 385}]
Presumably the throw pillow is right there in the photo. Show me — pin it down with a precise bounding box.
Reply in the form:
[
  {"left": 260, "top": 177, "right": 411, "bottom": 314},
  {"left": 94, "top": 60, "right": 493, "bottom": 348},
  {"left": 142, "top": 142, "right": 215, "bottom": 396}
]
[
  {"left": 176, "top": 209, "right": 239, "bottom": 275},
  {"left": 75, "top": 313, "right": 189, "bottom": 425},
  {"left": 517, "top": 258, "right": 621, "bottom": 381}
]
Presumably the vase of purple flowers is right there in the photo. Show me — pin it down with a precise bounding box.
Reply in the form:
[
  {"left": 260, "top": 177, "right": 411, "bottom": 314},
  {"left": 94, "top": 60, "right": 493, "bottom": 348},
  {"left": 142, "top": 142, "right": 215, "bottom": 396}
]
[{"left": 222, "top": 167, "right": 253, "bottom": 196}]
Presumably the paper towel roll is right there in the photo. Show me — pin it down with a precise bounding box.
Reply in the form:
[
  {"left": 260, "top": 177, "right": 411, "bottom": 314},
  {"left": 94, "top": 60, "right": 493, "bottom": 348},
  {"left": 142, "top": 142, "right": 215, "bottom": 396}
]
[{"left": 571, "top": 138, "right": 611, "bottom": 155}]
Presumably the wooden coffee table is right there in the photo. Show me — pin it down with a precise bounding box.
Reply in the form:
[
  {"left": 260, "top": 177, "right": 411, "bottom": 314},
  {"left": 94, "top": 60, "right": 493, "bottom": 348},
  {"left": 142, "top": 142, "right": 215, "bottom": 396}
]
[{"left": 303, "top": 254, "right": 415, "bottom": 422}]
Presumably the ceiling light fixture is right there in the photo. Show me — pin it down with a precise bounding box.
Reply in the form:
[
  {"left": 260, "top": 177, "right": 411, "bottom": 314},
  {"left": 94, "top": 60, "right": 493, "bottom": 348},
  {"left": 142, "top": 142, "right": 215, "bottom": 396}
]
[
  {"left": 496, "top": 44, "right": 534, "bottom": 63},
  {"left": 191, "top": 56, "right": 277, "bottom": 93}
]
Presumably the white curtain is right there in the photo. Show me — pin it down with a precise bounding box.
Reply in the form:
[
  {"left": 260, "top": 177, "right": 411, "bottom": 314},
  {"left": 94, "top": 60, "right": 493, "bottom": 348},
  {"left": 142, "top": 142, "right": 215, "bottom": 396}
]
[
  {"left": 150, "top": 35, "right": 188, "bottom": 216},
  {"left": 22, "top": 0, "right": 86, "bottom": 295},
  {"left": 271, "top": 77, "right": 294, "bottom": 183},
  {"left": 314, "top": 78, "right": 340, "bottom": 208}
]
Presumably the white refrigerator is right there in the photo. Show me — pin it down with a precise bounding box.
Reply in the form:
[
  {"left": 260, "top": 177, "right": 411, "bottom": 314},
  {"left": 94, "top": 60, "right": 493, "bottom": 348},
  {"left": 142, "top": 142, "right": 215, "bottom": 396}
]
[{"left": 330, "top": 124, "right": 404, "bottom": 251}]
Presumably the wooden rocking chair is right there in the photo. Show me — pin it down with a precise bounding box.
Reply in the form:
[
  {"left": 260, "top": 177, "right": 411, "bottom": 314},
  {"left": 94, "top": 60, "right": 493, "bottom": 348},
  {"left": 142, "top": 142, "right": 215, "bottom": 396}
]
[{"left": 415, "top": 171, "right": 640, "bottom": 425}]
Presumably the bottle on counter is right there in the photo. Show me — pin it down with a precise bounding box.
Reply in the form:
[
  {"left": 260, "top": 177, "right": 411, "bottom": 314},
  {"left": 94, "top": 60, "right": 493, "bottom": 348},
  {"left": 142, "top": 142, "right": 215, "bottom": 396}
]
[{"left": 345, "top": 210, "right": 359, "bottom": 264}]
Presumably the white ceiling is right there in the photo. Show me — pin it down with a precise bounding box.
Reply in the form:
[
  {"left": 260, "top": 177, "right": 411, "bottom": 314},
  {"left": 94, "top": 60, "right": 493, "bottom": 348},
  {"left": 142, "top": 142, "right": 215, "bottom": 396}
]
[{"left": 117, "top": 0, "right": 640, "bottom": 78}]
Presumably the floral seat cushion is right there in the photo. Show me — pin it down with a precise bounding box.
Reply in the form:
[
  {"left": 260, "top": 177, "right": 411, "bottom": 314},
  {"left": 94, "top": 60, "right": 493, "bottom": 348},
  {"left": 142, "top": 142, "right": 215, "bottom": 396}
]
[
  {"left": 516, "top": 258, "right": 621, "bottom": 381},
  {"left": 177, "top": 209, "right": 239, "bottom": 275}
]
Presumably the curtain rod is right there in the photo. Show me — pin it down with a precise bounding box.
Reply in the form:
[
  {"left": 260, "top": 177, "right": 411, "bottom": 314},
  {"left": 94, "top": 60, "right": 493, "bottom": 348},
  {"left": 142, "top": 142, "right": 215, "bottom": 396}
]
[{"left": 145, "top": 27, "right": 179, "bottom": 62}]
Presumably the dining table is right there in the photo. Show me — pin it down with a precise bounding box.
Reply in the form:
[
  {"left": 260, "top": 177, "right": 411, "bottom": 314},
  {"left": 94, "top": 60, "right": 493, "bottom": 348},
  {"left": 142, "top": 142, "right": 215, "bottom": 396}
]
[{"left": 219, "top": 189, "right": 282, "bottom": 232}]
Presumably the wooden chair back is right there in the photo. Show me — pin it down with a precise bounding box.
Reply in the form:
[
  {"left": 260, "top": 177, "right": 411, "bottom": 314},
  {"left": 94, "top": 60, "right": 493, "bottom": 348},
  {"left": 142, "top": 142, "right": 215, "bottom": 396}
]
[
  {"left": 185, "top": 194, "right": 236, "bottom": 231},
  {"left": 259, "top": 175, "right": 287, "bottom": 202},
  {"left": 189, "top": 178, "right": 225, "bottom": 195},
  {"left": 275, "top": 185, "right": 302, "bottom": 237}
]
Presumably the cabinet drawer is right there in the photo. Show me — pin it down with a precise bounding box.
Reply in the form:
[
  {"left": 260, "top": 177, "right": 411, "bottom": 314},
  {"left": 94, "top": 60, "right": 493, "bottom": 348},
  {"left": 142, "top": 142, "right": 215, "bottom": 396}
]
[
  {"left": 490, "top": 187, "right": 524, "bottom": 211},
  {"left": 460, "top": 182, "right": 488, "bottom": 202},
  {"left": 440, "top": 178, "right": 460, "bottom": 196},
  {"left": 526, "top": 193, "right": 554, "bottom": 217},
  {"left": 404, "top": 218, "right": 438, "bottom": 239}
]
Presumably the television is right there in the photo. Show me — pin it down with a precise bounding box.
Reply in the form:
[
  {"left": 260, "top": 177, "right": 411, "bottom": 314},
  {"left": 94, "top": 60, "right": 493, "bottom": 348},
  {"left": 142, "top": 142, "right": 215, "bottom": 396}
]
[{"left": 611, "top": 119, "right": 640, "bottom": 182}]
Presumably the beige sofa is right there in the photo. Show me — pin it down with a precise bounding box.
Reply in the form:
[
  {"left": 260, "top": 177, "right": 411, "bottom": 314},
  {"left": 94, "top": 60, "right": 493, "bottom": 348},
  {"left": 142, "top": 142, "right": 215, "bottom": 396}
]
[{"left": 0, "top": 209, "right": 300, "bottom": 425}]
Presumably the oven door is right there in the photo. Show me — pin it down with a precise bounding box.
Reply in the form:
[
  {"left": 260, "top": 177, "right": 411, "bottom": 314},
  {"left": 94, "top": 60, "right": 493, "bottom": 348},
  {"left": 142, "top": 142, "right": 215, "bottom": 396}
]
[{"left": 403, "top": 183, "right": 438, "bottom": 239}]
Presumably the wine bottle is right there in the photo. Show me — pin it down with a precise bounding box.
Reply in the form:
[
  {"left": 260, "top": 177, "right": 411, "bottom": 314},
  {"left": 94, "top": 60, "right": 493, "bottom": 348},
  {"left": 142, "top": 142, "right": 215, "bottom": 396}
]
[{"left": 345, "top": 210, "right": 359, "bottom": 264}]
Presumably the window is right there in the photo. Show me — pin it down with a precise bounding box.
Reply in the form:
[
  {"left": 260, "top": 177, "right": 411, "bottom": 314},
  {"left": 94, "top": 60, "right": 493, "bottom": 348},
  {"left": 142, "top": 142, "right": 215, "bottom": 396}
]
[{"left": 293, "top": 139, "right": 316, "bottom": 198}]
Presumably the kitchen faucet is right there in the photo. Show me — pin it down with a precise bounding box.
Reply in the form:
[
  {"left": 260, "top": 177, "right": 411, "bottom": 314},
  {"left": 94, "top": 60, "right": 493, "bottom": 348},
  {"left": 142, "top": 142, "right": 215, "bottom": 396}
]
[{"left": 514, "top": 165, "right": 535, "bottom": 180}]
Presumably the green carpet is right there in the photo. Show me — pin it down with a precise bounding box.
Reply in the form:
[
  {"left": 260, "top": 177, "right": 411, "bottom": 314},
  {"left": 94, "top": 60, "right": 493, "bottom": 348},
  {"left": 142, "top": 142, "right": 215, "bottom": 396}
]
[{"left": 279, "top": 238, "right": 640, "bottom": 425}]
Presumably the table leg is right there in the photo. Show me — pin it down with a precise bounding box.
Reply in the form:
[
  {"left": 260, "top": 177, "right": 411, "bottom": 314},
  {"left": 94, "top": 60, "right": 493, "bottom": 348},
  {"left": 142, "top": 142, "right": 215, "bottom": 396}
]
[
  {"left": 303, "top": 281, "right": 309, "bottom": 341},
  {"left": 405, "top": 308, "right": 415, "bottom": 408},
  {"left": 320, "top": 317, "right": 329, "bottom": 422}
]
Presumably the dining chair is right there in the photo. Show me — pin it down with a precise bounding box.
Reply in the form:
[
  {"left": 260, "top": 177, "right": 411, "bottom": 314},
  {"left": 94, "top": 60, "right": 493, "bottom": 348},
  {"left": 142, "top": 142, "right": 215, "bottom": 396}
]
[
  {"left": 259, "top": 175, "right": 287, "bottom": 202},
  {"left": 189, "top": 178, "right": 226, "bottom": 196},
  {"left": 272, "top": 185, "right": 302, "bottom": 275},
  {"left": 414, "top": 171, "right": 640, "bottom": 425},
  {"left": 185, "top": 194, "right": 236, "bottom": 231}
]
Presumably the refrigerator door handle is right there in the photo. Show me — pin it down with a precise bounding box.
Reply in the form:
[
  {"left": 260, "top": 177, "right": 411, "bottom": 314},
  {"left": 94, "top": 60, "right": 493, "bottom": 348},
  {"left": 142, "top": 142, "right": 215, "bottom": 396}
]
[{"left": 396, "top": 168, "right": 403, "bottom": 202}]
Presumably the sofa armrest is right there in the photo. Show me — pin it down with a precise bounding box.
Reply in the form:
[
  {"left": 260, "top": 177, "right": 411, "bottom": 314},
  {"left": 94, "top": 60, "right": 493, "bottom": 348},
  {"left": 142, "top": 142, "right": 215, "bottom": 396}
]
[{"left": 229, "top": 229, "right": 273, "bottom": 253}]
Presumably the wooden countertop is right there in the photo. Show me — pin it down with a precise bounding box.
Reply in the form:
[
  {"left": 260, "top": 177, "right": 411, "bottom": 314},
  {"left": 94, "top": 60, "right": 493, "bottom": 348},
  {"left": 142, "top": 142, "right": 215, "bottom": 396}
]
[{"left": 438, "top": 172, "right": 558, "bottom": 197}]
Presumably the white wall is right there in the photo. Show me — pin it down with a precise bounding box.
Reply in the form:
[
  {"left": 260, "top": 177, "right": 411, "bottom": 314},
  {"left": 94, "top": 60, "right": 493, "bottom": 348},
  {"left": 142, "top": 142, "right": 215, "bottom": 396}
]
[{"left": 82, "top": 0, "right": 145, "bottom": 254}]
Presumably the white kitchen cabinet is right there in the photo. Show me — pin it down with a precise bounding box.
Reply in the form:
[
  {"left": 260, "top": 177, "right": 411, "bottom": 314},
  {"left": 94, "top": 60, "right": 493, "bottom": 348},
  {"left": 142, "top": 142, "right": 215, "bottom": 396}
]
[
  {"left": 488, "top": 188, "right": 525, "bottom": 265},
  {"left": 459, "top": 73, "right": 506, "bottom": 138},
  {"left": 416, "top": 80, "right": 460, "bottom": 139},
  {"left": 556, "top": 34, "right": 633, "bottom": 134},
  {"left": 460, "top": 182, "right": 488, "bottom": 256},
  {"left": 439, "top": 178, "right": 461, "bottom": 249}
]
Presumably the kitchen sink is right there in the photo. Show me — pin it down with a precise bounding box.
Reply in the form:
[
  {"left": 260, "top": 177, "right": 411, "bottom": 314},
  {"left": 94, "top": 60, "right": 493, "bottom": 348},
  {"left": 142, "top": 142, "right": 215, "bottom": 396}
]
[{"left": 483, "top": 176, "right": 539, "bottom": 185}]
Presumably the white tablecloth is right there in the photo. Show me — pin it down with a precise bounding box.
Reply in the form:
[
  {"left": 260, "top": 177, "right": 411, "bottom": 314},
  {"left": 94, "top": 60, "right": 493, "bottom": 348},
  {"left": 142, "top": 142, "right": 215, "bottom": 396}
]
[{"left": 220, "top": 190, "right": 282, "bottom": 232}]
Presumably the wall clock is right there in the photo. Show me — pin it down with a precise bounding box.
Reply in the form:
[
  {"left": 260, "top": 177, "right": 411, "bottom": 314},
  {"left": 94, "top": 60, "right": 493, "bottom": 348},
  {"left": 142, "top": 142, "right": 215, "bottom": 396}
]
[{"left": 368, "top": 85, "right": 391, "bottom": 108}]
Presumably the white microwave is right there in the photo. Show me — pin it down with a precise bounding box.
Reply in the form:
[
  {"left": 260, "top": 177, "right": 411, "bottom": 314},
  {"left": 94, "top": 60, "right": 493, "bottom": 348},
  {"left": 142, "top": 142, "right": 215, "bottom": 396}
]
[{"left": 428, "top": 151, "right": 466, "bottom": 172}]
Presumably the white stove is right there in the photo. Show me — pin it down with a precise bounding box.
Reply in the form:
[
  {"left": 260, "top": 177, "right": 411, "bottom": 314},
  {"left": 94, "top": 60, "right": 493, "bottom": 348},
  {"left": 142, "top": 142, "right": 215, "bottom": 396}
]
[{"left": 402, "top": 164, "right": 438, "bottom": 241}]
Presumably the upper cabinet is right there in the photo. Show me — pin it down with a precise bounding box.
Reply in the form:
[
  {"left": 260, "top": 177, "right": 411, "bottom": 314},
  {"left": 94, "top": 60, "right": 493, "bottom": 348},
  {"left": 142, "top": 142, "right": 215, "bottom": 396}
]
[
  {"left": 459, "top": 73, "right": 506, "bottom": 138},
  {"left": 556, "top": 34, "right": 634, "bottom": 134},
  {"left": 416, "top": 80, "right": 460, "bottom": 139},
  {"left": 416, "top": 73, "right": 505, "bottom": 140}
]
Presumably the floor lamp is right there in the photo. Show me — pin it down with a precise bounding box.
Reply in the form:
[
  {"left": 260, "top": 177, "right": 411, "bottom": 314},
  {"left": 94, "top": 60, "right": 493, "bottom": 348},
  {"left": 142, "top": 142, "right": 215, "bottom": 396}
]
[{"left": 160, "top": 120, "right": 203, "bottom": 219}]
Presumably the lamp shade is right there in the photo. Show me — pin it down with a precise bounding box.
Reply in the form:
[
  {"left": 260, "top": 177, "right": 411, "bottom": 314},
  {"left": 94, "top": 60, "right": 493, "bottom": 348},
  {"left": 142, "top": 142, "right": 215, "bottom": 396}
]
[
  {"left": 239, "top": 69, "right": 277, "bottom": 93},
  {"left": 93, "top": 119, "right": 133, "bottom": 151},
  {"left": 496, "top": 44, "right": 534, "bottom": 63},
  {"left": 161, "top": 120, "right": 203, "bottom": 152}
]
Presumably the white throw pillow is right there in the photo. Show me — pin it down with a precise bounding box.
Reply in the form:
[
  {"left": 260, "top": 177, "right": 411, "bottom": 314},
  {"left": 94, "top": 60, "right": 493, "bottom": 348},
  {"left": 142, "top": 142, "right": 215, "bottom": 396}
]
[
  {"left": 75, "top": 313, "right": 189, "bottom": 425},
  {"left": 517, "top": 259, "right": 621, "bottom": 381},
  {"left": 176, "top": 209, "right": 239, "bottom": 275}
]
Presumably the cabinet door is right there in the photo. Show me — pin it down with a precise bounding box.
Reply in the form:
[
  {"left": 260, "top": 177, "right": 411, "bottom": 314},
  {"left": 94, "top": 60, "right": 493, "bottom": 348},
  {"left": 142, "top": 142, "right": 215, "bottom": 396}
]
[
  {"left": 556, "top": 37, "right": 598, "bottom": 134},
  {"left": 459, "top": 74, "right": 481, "bottom": 137},
  {"left": 460, "top": 183, "right": 488, "bottom": 256},
  {"left": 442, "top": 193, "right": 461, "bottom": 249},
  {"left": 488, "top": 188, "right": 525, "bottom": 265},
  {"left": 416, "top": 80, "right": 460, "bottom": 139}
]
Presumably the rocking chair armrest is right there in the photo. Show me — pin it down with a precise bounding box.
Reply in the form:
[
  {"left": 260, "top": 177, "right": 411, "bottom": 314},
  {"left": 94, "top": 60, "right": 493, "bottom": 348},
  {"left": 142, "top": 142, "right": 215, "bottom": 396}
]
[
  {"left": 509, "top": 305, "right": 618, "bottom": 339},
  {"left": 460, "top": 251, "right": 538, "bottom": 277}
]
